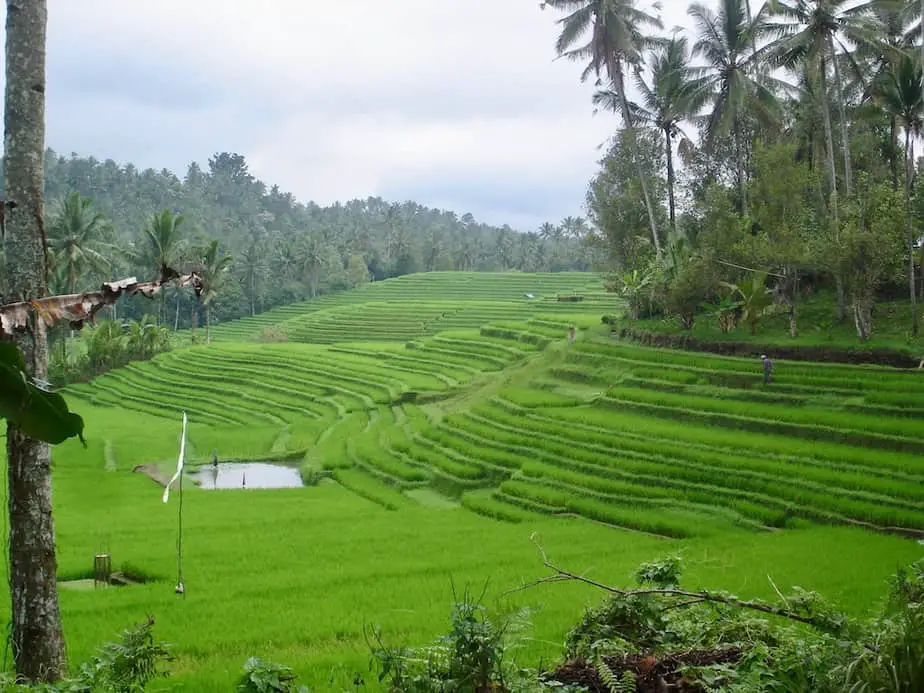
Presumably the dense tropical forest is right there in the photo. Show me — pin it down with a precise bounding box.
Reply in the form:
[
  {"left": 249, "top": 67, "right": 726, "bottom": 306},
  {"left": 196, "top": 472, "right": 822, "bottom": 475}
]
[
  {"left": 0, "top": 150, "right": 597, "bottom": 333},
  {"left": 544, "top": 0, "right": 924, "bottom": 346}
]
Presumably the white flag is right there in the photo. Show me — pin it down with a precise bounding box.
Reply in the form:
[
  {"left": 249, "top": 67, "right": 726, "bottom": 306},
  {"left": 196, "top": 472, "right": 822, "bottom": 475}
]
[{"left": 162, "top": 411, "right": 188, "bottom": 503}]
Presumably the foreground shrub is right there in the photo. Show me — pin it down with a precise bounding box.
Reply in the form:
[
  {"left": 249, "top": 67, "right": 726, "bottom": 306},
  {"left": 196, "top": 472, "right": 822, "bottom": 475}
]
[
  {"left": 367, "top": 587, "right": 537, "bottom": 692},
  {"left": 545, "top": 554, "right": 924, "bottom": 693},
  {"left": 0, "top": 617, "right": 171, "bottom": 692},
  {"left": 236, "top": 658, "right": 308, "bottom": 693},
  {"left": 367, "top": 553, "right": 924, "bottom": 693}
]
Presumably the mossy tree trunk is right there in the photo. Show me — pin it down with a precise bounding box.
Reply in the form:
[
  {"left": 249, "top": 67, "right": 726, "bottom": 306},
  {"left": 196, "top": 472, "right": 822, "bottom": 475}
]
[{"left": 2, "top": 0, "right": 67, "bottom": 682}]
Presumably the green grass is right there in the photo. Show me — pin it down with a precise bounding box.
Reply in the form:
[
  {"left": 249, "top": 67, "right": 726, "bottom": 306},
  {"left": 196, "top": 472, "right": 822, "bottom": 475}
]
[{"left": 9, "top": 271, "right": 924, "bottom": 690}]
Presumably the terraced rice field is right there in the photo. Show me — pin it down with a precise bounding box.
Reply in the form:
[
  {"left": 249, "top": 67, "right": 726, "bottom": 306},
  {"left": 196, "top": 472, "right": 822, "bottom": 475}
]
[
  {"left": 86, "top": 313, "right": 924, "bottom": 541},
  {"left": 204, "top": 271, "right": 615, "bottom": 343},
  {"left": 14, "top": 271, "right": 924, "bottom": 690}
]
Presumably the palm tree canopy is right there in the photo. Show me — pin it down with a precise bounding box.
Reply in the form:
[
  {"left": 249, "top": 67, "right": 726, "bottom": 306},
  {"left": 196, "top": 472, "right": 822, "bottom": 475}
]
[
  {"left": 137, "top": 209, "right": 188, "bottom": 274},
  {"left": 764, "top": 0, "right": 884, "bottom": 74},
  {"left": 46, "top": 191, "right": 115, "bottom": 293},
  {"left": 688, "top": 0, "right": 783, "bottom": 143},
  {"left": 198, "top": 239, "right": 234, "bottom": 306},
  {"left": 595, "top": 35, "right": 708, "bottom": 134},
  {"left": 852, "top": 2, "right": 915, "bottom": 103},
  {"left": 541, "top": 0, "right": 663, "bottom": 83},
  {"left": 876, "top": 53, "right": 924, "bottom": 135}
]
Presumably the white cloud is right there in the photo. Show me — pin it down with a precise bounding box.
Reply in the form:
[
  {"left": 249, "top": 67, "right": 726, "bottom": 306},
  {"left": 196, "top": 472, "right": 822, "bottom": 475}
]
[
  {"left": 246, "top": 111, "right": 613, "bottom": 207},
  {"left": 1, "top": 0, "right": 694, "bottom": 229}
]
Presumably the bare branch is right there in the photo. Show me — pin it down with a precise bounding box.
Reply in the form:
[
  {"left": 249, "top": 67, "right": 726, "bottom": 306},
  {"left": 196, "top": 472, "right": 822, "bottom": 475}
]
[
  {"left": 0, "top": 265, "right": 202, "bottom": 336},
  {"left": 660, "top": 597, "right": 708, "bottom": 612},
  {"left": 713, "top": 258, "right": 786, "bottom": 279},
  {"left": 516, "top": 534, "right": 832, "bottom": 629}
]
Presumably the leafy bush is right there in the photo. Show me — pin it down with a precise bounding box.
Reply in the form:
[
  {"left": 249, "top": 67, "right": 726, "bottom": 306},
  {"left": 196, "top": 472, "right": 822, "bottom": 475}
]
[
  {"left": 368, "top": 587, "right": 536, "bottom": 693},
  {"left": 547, "top": 556, "right": 924, "bottom": 693},
  {"left": 236, "top": 657, "right": 308, "bottom": 693},
  {"left": 49, "top": 315, "right": 170, "bottom": 385},
  {"left": 0, "top": 617, "right": 171, "bottom": 692},
  {"left": 258, "top": 326, "right": 289, "bottom": 342}
]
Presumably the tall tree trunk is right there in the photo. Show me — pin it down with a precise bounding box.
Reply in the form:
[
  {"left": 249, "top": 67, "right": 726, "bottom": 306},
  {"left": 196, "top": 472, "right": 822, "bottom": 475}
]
[
  {"left": 785, "top": 267, "right": 799, "bottom": 338},
  {"left": 905, "top": 128, "right": 919, "bottom": 337},
  {"left": 205, "top": 303, "right": 211, "bottom": 345},
  {"left": 2, "top": 0, "right": 67, "bottom": 682},
  {"left": 890, "top": 116, "right": 899, "bottom": 190},
  {"left": 612, "top": 62, "right": 662, "bottom": 257},
  {"left": 829, "top": 38, "right": 852, "bottom": 197},
  {"left": 853, "top": 298, "right": 872, "bottom": 342},
  {"left": 191, "top": 300, "right": 198, "bottom": 342},
  {"left": 819, "top": 57, "right": 845, "bottom": 321},
  {"left": 819, "top": 61, "right": 839, "bottom": 218},
  {"left": 664, "top": 127, "right": 677, "bottom": 236},
  {"left": 734, "top": 125, "right": 748, "bottom": 218},
  {"left": 250, "top": 269, "right": 255, "bottom": 316}
]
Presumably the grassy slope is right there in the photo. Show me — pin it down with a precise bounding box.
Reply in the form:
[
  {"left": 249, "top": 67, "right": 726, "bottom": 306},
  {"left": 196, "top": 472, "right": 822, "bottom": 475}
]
[{"left": 3, "top": 272, "right": 922, "bottom": 690}]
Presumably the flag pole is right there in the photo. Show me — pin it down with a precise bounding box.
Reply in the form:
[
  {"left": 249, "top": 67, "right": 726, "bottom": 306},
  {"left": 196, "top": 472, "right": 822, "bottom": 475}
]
[{"left": 163, "top": 412, "right": 187, "bottom": 596}]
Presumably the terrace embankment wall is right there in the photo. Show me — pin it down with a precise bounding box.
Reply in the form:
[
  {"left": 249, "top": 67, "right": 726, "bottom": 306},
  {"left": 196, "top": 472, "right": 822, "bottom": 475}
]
[{"left": 614, "top": 328, "right": 922, "bottom": 369}]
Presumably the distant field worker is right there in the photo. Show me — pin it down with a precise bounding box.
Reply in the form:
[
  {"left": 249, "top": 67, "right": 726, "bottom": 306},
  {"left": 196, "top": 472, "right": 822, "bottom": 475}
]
[
  {"left": 568, "top": 325, "right": 576, "bottom": 342},
  {"left": 761, "top": 354, "right": 773, "bottom": 384}
]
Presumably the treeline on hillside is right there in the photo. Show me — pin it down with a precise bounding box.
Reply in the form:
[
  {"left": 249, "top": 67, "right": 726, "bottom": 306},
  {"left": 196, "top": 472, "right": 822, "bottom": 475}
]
[
  {"left": 546, "top": 0, "right": 924, "bottom": 343},
  {"left": 0, "top": 150, "right": 598, "bottom": 333}
]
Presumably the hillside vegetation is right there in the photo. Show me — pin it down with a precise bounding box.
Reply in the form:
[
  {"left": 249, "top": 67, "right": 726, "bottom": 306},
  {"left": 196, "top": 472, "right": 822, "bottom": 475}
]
[
  {"left": 2, "top": 150, "right": 595, "bottom": 335},
  {"left": 14, "top": 271, "right": 917, "bottom": 689}
]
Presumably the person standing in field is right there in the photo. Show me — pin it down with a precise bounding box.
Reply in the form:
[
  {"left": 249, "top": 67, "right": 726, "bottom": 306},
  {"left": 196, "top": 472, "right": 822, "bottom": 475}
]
[{"left": 761, "top": 354, "right": 773, "bottom": 384}]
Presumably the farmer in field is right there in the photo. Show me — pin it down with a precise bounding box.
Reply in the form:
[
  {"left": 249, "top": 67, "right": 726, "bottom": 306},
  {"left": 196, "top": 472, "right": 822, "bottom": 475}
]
[{"left": 761, "top": 354, "right": 773, "bottom": 384}]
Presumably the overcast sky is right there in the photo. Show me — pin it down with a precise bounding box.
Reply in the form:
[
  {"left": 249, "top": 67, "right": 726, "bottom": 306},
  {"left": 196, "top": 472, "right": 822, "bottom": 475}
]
[{"left": 1, "top": 0, "right": 692, "bottom": 232}]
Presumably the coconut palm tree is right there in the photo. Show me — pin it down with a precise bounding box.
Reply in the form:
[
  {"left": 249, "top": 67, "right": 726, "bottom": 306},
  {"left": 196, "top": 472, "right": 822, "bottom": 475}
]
[
  {"left": 594, "top": 36, "right": 706, "bottom": 234},
  {"left": 197, "top": 239, "right": 234, "bottom": 344},
  {"left": 296, "top": 234, "right": 326, "bottom": 298},
  {"left": 135, "top": 209, "right": 187, "bottom": 323},
  {"left": 875, "top": 53, "right": 923, "bottom": 337},
  {"left": 3, "top": 0, "right": 68, "bottom": 679},
  {"left": 46, "top": 192, "right": 115, "bottom": 294},
  {"left": 688, "top": 0, "right": 782, "bottom": 218},
  {"left": 785, "top": 65, "right": 828, "bottom": 174},
  {"left": 903, "top": 0, "right": 924, "bottom": 69},
  {"left": 854, "top": 1, "right": 916, "bottom": 190},
  {"left": 765, "top": 0, "right": 884, "bottom": 204},
  {"left": 538, "top": 221, "right": 561, "bottom": 241},
  {"left": 541, "top": 0, "right": 664, "bottom": 256}
]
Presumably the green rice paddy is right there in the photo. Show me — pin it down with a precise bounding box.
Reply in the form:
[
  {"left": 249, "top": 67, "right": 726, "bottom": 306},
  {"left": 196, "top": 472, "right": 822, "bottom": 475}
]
[{"left": 4, "top": 271, "right": 922, "bottom": 690}]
